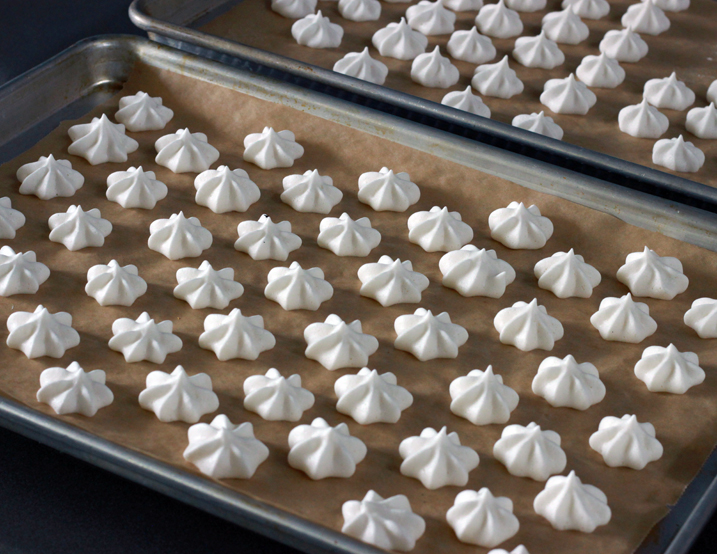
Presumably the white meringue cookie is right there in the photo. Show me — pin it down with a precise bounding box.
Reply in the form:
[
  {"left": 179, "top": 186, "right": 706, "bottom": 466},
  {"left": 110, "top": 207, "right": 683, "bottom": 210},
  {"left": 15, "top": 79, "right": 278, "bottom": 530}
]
[
  {"left": 338, "top": 0, "right": 381, "bottom": 21},
  {"left": 271, "top": 0, "right": 317, "bottom": 18},
  {"left": 599, "top": 27, "right": 648, "bottom": 63},
  {"left": 440, "top": 246, "right": 515, "bottom": 298},
  {"left": 534, "top": 249, "right": 601, "bottom": 298},
  {"left": 154, "top": 129, "right": 220, "bottom": 174},
  {"left": 447, "top": 27, "right": 496, "bottom": 64},
  {"left": 444, "top": 0, "right": 483, "bottom": 10},
  {"left": 106, "top": 166, "right": 167, "bottom": 209},
  {"left": 265, "top": 261, "right": 334, "bottom": 311},
  {"left": 318, "top": 213, "right": 381, "bottom": 256},
  {"left": 590, "top": 293, "right": 657, "bottom": 343},
  {"left": 16, "top": 155, "right": 84, "bottom": 200},
  {"left": 576, "top": 53, "right": 625, "bottom": 88},
  {"left": 115, "top": 91, "right": 174, "bottom": 132},
  {"left": 621, "top": 0, "right": 670, "bottom": 35},
  {"left": 333, "top": 48, "right": 388, "bottom": 84},
  {"left": 0, "top": 246, "right": 50, "bottom": 296},
  {"left": 411, "top": 46, "right": 460, "bottom": 88},
  {"left": 235, "top": 215, "right": 302, "bottom": 261},
  {"left": 562, "top": 0, "right": 609, "bottom": 19},
  {"left": 194, "top": 166, "right": 260, "bottom": 213},
  {"left": 199, "top": 309, "right": 276, "bottom": 361},
  {"left": 109, "top": 312, "right": 182, "bottom": 363},
  {"left": 0, "top": 197, "right": 25, "bottom": 239},
  {"left": 475, "top": 0, "right": 523, "bottom": 38},
  {"left": 335, "top": 368, "right": 413, "bottom": 424},
  {"left": 292, "top": 11, "right": 344, "bottom": 48},
  {"left": 708, "top": 80, "right": 717, "bottom": 104},
  {"left": 48, "top": 205, "right": 112, "bottom": 251},
  {"left": 652, "top": 135, "right": 705, "bottom": 173},
  {"left": 6, "top": 305, "right": 79, "bottom": 359},
  {"left": 139, "top": 366, "right": 219, "bottom": 423},
  {"left": 281, "top": 169, "right": 343, "bottom": 213},
  {"left": 447, "top": 488, "right": 520, "bottom": 547},
  {"left": 512, "top": 31, "right": 565, "bottom": 69},
  {"left": 148, "top": 212, "right": 212, "bottom": 260},
  {"left": 488, "top": 546, "right": 530, "bottom": 554},
  {"left": 493, "top": 422, "right": 567, "bottom": 481},
  {"left": 358, "top": 167, "right": 420, "bottom": 212},
  {"left": 472, "top": 56, "right": 524, "bottom": 99},
  {"left": 243, "top": 127, "right": 304, "bottom": 169},
  {"left": 399, "top": 427, "right": 479, "bottom": 489},
  {"left": 489, "top": 202, "right": 553, "bottom": 249},
  {"left": 686, "top": 103, "right": 717, "bottom": 139},
  {"left": 243, "top": 368, "right": 315, "bottom": 421},
  {"left": 512, "top": 112, "right": 564, "bottom": 140},
  {"left": 406, "top": 0, "right": 456, "bottom": 35},
  {"left": 505, "top": 0, "right": 545, "bottom": 11},
  {"left": 532, "top": 354, "right": 606, "bottom": 410},
  {"left": 494, "top": 299, "right": 564, "bottom": 351},
  {"left": 634, "top": 344, "right": 704, "bottom": 393},
  {"left": 342, "top": 491, "right": 426, "bottom": 552},
  {"left": 407, "top": 206, "right": 474, "bottom": 252},
  {"left": 68, "top": 114, "right": 139, "bottom": 165},
  {"left": 644, "top": 72, "right": 695, "bottom": 110},
  {"left": 37, "top": 362, "right": 113, "bottom": 417},
  {"left": 616, "top": 246, "right": 688, "bottom": 300},
  {"left": 441, "top": 87, "right": 492, "bottom": 117},
  {"left": 540, "top": 73, "right": 597, "bottom": 115},
  {"left": 85, "top": 260, "right": 147, "bottom": 306},
  {"left": 305, "top": 314, "right": 379, "bottom": 370},
  {"left": 644, "top": 0, "right": 688, "bottom": 10},
  {"left": 618, "top": 99, "right": 669, "bottom": 138},
  {"left": 541, "top": 6, "right": 589, "bottom": 44},
  {"left": 174, "top": 261, "right": 244, "bottom": 309},
  {"left": 372, "top": 17, "right": 428, "bottom": 61},
  {"left": 358, "top": 255, "right": 429, "bottom": 306},
  {"left": 288, "top": 417, "right": 367, "bottom": 479},
  {"left": 684, "top": 298, "right": 717, "bottom": 338},
  {"left": 589, "top": 414, "right": 663, "bottom": 469},
  {"left": 184, "top": 415, "right": 269, "bottom": 479},
  {"left": 394, "top": 308, "right": 468, "bottom": 361},
  {"left": 534, "top": 471, "right": 611, "bottom": 532},
  {"left": 449, "top": 366, "right": 519, "bottom": 425}
]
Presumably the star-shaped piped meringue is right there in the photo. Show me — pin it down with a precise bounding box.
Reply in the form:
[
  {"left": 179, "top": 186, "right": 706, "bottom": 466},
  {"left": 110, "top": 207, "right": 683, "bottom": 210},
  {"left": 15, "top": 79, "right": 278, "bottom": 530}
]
[
  {"left": 440, "top": 246, "right": 515, "bottom": 298},
  {"left": 534, "top": 249, "right": 601, "bottom": 298},
  {"left": 358, "top": 255, "right": 429, "bottom": 307},
  {"left": 407, "top": 206, "right": 473, "bottom": 252},
  {"left": 235, "top": 215, "right": 302, "bottom": 261},
  {"left": 264, "top": 262, "right": 334, "bottom": 311},
  {"left": 199, "top": 309, "right": 276, "bottom": 361},
  {"left": 67, "top": 114, "right": 139, "bottom": 165},
  {"left": 173, "top": 261, "right": 244, "bottom": 310},
  {"left": 6, "top": 305, "right": 80, "bottom": 359},
  {"left": 634, "top": 344, "right": 704, "bottom": 394},
  {"left": 106, "top": 166, "right": 168, "bottom": 210},
  {"left": 489, "top": 202, "right": 553, "bottom": 249},
  {"left": 494, "top": 299, "right": 564, "bottom": 351},
  {"left": 37, "top": 361, "right": 113, "bottom": 417},
  {"left": 589, "top": 414, "right": 663, "bottom": 469},
  {"left": 0, "top": 197, "right": 25, "bottom": 239},
  {"left": 446, "top": 488, "right": 520, "bottom": 547},
  {"left": 616, "top": 247, "right": 688, "bottom": 300},
  {"left": 139, "top": 365, "right": 219, "bottom": 423},
  {"left": 335, "top": 368, "right": 413, "bottom": 424},
  {"left": 304, "top": 314, "right": 379, "bottom": 370},
  {"left": 154, "top": 129, "right": 220, "bottom": 173},
  {"left": 357, "top": 167, "right": 420, "bottom": 212},
  {"left": 243, "top": 368, "right": 315, "bottom": 421},
  {"left": 108, "top": 312, "right": 182, "bottom": 363},
  {"left": 194, "top": 166, "right": 260, "bottom": 213},
  {"left": 115, "top": 91, "right": 174, "bottom": 132},
  {"left": 16, "top": 155, "right": 84, "bottom": 200},
  {"left": 493, "top": 422, "right": 566, "bottom": 481},
  {"left": 395, "top": 308, "right": 468, "bottom": 361},
  {"left": 684, "top": 298, "right": 717, "bottom": 338},
  {"left": 590, "top": 293, "right": 657, "bottom": 343},
  {"left": 0, "top": 246, "right": 50, "bottom": 296},
  {"left": 318, "top": 213, "right": 381, "bottom": 257},
  {"left": 148, "top": 212, "right": 213, "bottom": 260},
  {"left": 281, "top": 169, "right": 343, "bottom": 214},
  {"left": 532, "top": 354, "right": 605, "bottom": 410},
  {"left": 48, "top": 205, "right": 112, "bottom": 251},
  {"left": 243, "top": 127, "right": 304, "bottom": 169},
  {"left": 85, "top": 260, "right": 147, "bottom": 306},
  {"left": 449, "top": 366, "right": 519, "bottom": 425}
]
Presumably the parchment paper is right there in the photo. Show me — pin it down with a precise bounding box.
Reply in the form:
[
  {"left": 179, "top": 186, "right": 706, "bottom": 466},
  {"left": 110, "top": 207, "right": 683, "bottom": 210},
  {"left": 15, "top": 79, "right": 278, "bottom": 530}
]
[
  {"left": 201, "top": 0, "right": 717, "bottom": 187},
  {"left": 1, "top": 60, "right": 717, "bottom": 554}
]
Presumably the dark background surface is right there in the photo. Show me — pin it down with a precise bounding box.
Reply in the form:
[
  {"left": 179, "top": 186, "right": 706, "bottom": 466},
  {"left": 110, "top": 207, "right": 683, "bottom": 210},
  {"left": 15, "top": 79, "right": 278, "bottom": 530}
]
[{"left": 0, "top": 1, "right": 715, "bottom": 553}]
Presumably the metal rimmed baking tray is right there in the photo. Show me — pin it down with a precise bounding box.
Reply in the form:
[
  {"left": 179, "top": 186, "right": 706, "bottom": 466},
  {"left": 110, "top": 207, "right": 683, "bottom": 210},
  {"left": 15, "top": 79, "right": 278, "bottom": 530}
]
[
  {"left": 2, "top": 35, "right": 717, "bottom": 554},
  {"left": 127, "top": 0, "right": 717, "bottom": 213}
]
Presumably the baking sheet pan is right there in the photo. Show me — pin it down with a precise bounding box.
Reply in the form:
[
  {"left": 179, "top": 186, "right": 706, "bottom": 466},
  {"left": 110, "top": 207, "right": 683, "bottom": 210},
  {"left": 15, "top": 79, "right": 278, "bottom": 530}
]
[{"left": 2, "top": 35, "right": 717, "bottom": 554}]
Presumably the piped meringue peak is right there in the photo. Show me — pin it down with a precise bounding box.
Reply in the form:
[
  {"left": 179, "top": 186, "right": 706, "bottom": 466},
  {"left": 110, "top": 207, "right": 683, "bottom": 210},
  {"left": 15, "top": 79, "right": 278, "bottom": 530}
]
[
  {"left": 440, "top": 246, "right": 515, "bottom": 298},
  {"left": 106, "top": 166, "right": 168, "bottom": 210},
  {"left": 148, "top": 212, "right": 213, "bottom": 260},
  {"left": 37, "top": 362, "right": 113, "bottom": 417},
  {"left": 444, "top": 0, "right": 484, "bottom": 10},
  {"left": 407, "top": 206, "right": 473, "bottom": 252},
  {"left": 533, "top": 471, "right": 611, "bottom": 532},
  {"left": 686, "top": 103, "right": 717, "bottom": 139},
  {"left": 534, "top": 249, "right": 601, "bottom": 298},
  {"left": 399, "top": 427, "right": 479, "bottom": 489},
  {"left": 85, "top": 260, "right": 147, "bottom": 306},
  {"left": 447, "top": 488, "right": 520, "bottom": 547},
  {"left": 394, "top": 308, "right": 468, "bottom": 360},
  {"left": 154, "top": 129, "right": 220, "bottom": 174},
  {"left": 406, "top": 0, "right": 457, "bottom": 36},
  {"left": 441, "top": 87, "right": 492, "bottom": 118},
  {"left": 318, "top": 212, "right": 381, "bottom": 256},
  {"left": 621, "top": 0, "right": 671, "bottom": 35},
  {"left": 684, "top": 298, "right": 717, "bottom": 339},
  {"left": 475, "top": 0, "right": 524, "bottom": 39},
  {"left": 589, "top": 414, "right": 664, "bottom": 469},
  {"left": 338, "top": 0, "right": 381, "bottom": 21},
  {"left": 243, "top": 127, "right": 304, "bottom": 169},
  {"left": 235, "top": 215, "right": 302, "bottom": 261},
  {"left": 291, "top": 11, "right": 344, "bottom": 48},
  {"left": 411, "top": 46, "right": 460, "bottom": 88},
  {"left": 652, "top": 135, "right": 705, "bottom": 173},
  {"left": 199, "top": 309, "right": 276, "bottom": 361},
  {"left": 494, "top": 299, "right": 564, "bottom": 351},
  {"left": 447, "top": 27, "right": 496, "bottom": 65},
  {"left": 562, "top": 0, "right": 609, "bottom": 19},
  {"left": 115, "top": 91, "right": 174, "bottom": 132},
  {"left": 532, "top": 354, "right": 606, "bottom": 410},
  {"left": 183, "top": 415, "right": 269, "bottom": 479},
  {"left": 512, "top": 31, "right": 565, "bottom": 70},
  {"left": 139, "top": 366, "right": 219, "bottom": 423},
  {"left": 541, "top": 5, "right": 589, "bottom": 44},
  {"left": 194, "top": 166, "right": 260, "bottom": 213},
  {"left": 471, "top": 56, "right": 524, "bottom": 99},
  {"left": 634, "top": 344, "right": 704, "bottom": 393},
  {"left": 271, "top": 0, "right": 317, "bottom": 19},
  {"left": 540, "top": 73, "right": 597, "bottom": 115},
  {"left": 341, "top": 490, "right": 426, "bottom": 552},
  {"left": 489, "top": 202, "right": 553, "bottom": 249},
  {"left": 288, "top": 417, "right": 367, "bottom": 479},
  {"left": 265, "top": 261, "right": 334, "bottom": 310},
  {"left": 599, "top": 27, "right": 649, "bottom": 63},
  {"left": 335, "top": 368, "right": 413, "bottom": 424},
  {"left": 512, "top": 112, "right": 564, "bottom": 140},
  {"left": 173, "top": 261, "right": 244, "bottom": 310},
  {"left": 493, "top": 422, "right": 567, "bottom": 481},
  {"left": 6, "top": 305, "right": 80, "bottom": 359},
  {"left": 449, "top": 366, "right": 520, "bottom": 425},
  {"left": 617, "top": 247, "right": 688, "bottom": 300},
  {"left": 618, "top": 99, "right": 669, "bottom": 139},
  {"left": 0, "top": 246, "right": 50, "bottom": 297},
  {"left": 357, "top": 167, "right": 420, "bottom": 212},
  {"left": 48, "top": 205, "right": 112, "bottom": 251},
  {"left": 590, "top": 293, "right": 657, "bottom": 343},
  {"left": 243, "top": 368, "right": 315, "bottom": 421},
  {"left": 643, "top": 72, "right": 695, "bottom": 110},
  {"left": 0, "top": 197, "right": 25, "bottom": 239},
  {"left": 333, "top": 48, "right": 388, "bottom": 85},
  {"left": 505, "top": 0, "right": 546, "bottom": 12},
  {"left": 358, "top": 255, "right": 429, "bottom": 306},
  {"left": 68, "top": 114, "right": 139, "bottom": 165},
  {"left": 108, "top": 311, "right": 182, "bottom": 363},
  {"left": 372, "top": 18, "right": 428, "bottom": 61},
  {"left": 304, "top": 314, "right": 379, "bottom": 370},
  {"left": 708, "top": 79, "right": 717, "bottom": 104},
  {"left": 281, "top": 169, "right": 343, "bottom": 213},
  {"left": 576, "top": 53, "right": 625, "bottom": 88},
  {"left": 16, "top": 155, "right": 84, "bottom": 200}
]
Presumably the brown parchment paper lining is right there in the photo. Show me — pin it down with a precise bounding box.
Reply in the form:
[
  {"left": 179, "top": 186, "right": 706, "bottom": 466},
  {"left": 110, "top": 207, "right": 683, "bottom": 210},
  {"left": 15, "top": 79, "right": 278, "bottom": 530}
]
[
  {"left": 201, "top": 0, "right": 717, "bottom": 187},
  {"left": 1, "top": 60, "right": 717, "bottom": 554}
]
